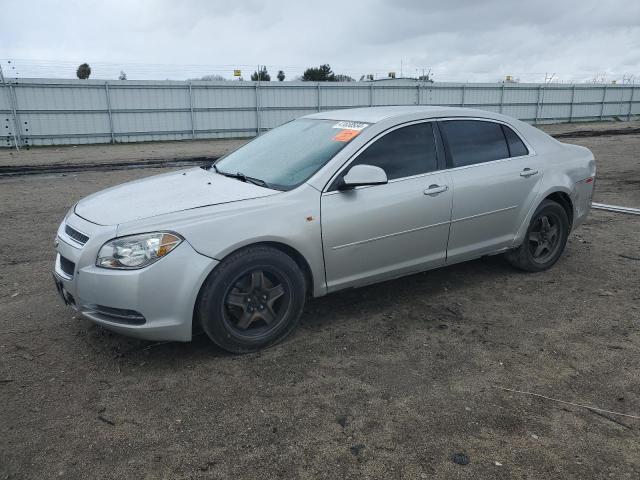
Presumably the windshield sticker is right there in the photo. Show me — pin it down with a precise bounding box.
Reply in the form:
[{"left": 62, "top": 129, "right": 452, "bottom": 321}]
[
  {"left": 333, "top": 121, "right": 368, "bottom": 131},
  {"left": 333, "top": 129, "right": 361, "bottom": 142}
]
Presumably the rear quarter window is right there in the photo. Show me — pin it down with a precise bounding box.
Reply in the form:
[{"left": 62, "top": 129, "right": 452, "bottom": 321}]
[{"left": 501, "top": 125, "right": 529, "bottom": 157}]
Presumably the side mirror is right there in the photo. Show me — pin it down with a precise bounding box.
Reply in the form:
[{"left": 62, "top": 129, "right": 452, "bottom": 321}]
[{"left": 339, "top": 164, "right": 388, "bottom": 190}]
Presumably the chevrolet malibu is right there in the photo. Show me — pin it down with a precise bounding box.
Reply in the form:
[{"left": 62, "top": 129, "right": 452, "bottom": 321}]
[{"left": 53, "top": 106, "right": 596, "bottom": 352}]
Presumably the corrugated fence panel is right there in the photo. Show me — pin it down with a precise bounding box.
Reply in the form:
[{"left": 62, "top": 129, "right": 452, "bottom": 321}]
[
  {"left": 504, "top": 85, "right": 539, "bottom": 105},
  {"left": 1, "top": 78, "right": 638, "bottom": 147},
  {"left": 16, "top": 83, "right": 107, "bottom": 110},
  {"left": 423, "top": 86, "right": 463, "bottom": 106},
  {"left": 194, "top": 109, "right": 257, "bottom": 136},
  {"left": 575, "top": 87, "right": 606, "bottom": 104},
  {"left": 373, "top": 86, "right": 418, "bottom": 106},
  {"left": 321, "top": 85, "right": 370, "bottom": 108},
  {"left": 113, "top": 111, "right": 192, "bottom": 135},
  {"left": 193, "top": 84, "right": 256, "bottom": 108},
  {"left": 109, "top": 85, "right": 190, "bottom": 110},
  {"left": 0, "top": 86, "right": 11, "bottom": 110},
  {"left": 502, "top": 104, "right": 537, "bottom": 120},
  {"left": 465, "top": 85, "right": 502, "bottom": 106},
  {"left": 261, "top": 84, "right": 317, "bottom": 109}
]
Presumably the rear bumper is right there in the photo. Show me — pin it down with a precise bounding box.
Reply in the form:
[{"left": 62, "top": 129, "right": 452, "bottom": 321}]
[
  {"left": 54, "top": 215, "right": 218, "bottom": 342},
  {"left": 572, "top": 176, "right": 596, "bottom": 230}
]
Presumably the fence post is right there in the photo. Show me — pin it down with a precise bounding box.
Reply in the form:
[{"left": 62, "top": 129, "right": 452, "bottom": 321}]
[
  {"left": 569, "top": 84, "right": 576, "bottom": 123},
  {"left": 188, "top": 81, "right": 195, "bottom": 139},
  {"left": 369, "top": 83, "right": 374, "bottom": 106},
  {"left": 104, "top": 82, "right": 115, "bottom": 144},
  {"left": 317, "top": 82, "right": 321, "bottom": 112},
  {"left": 8, "top": 83, "right": 23, "bottom": 150},
  {"left": 461, "top": 84, "right": 466, "bottom": 107},
  {"left": 255, "top": 83, "right": 261, "bottom": 136},
  {"left": 416, "top": 84, "right": 420, "bottom": 105},
  {"left": 5, "top": 82, "right": 20, "bottom": 150},
  {"left": 599, "top": 85, "right": 607, "bottom": 121},
  {"left": 535, "top": 85, "right": 543, "bottom": 124},
  {"left": 628, "top": 87, "right": 635, "bottom": 121},
  {"left": 499, "top": 83, "right": 505, "bottom": 113}
]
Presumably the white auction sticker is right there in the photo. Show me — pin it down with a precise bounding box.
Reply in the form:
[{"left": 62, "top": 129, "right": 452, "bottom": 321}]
[{"left": 332, "top": 121, "right": 369, "bottom": 131}]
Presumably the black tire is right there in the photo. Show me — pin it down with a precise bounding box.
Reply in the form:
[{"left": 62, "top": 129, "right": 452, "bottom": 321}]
[
  {"left": 196, "top": 245, "right": 306, "bottom": 353},
  {"left": 506, "top": 199, "right": 570, "bottom": 272}
]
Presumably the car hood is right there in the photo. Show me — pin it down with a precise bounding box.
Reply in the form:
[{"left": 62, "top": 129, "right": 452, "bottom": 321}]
[{"left": 75, "top": 167, "right": 280, "bottom": 225}]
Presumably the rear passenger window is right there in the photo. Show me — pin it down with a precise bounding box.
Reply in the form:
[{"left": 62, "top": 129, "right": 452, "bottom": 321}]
[
  {"left": 441, "top": 120, "right": 509, "bottom": 167},
  {"left": 350, "top": 122, "right": 437, "bottom": 180},
  {"left": 501, "top": 125, "right": 529, "bottom": 157}
]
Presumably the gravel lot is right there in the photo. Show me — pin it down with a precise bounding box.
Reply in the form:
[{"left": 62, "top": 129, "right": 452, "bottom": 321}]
[{"left": 1, "top": 126, "right": 639, "bottom": 479}]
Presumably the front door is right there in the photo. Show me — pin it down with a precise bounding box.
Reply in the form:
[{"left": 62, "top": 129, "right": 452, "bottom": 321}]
[{"left": 321, "top": 121, "right": 453, "bottom": 292}]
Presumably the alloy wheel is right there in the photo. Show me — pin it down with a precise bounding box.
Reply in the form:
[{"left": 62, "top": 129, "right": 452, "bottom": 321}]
[
  {"left": 528, "top": 213, "right": 562, "bottom": 264},
  {"left": 222, "top": 268, "right": 290, "bottom": 337}
]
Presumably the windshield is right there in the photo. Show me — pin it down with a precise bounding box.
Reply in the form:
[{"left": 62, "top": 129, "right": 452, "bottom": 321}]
[{"left": 213, "top": 119, "right": 368, "bottom": 190}]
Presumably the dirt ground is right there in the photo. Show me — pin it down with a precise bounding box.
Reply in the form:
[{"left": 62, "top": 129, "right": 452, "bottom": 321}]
[{"left": 0, "top": 127, "right": 639, "bottom": 479}]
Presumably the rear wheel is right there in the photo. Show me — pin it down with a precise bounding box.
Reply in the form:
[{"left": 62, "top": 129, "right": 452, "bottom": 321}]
[
  {"left": 197, "top": 246, "right": 306, "bottom": 353},
  {"left": 506, "top": 200, "right": 569, "bottom": 272}
]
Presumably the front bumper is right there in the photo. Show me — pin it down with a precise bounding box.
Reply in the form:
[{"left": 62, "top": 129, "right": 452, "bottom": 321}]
[{"left": 54, "top": 214, "right": 218, "bottom": 341}]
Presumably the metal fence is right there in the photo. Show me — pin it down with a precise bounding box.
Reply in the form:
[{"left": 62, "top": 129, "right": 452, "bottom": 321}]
[{"left": 1, "top": 78, "right": 638, "bottom": 148}]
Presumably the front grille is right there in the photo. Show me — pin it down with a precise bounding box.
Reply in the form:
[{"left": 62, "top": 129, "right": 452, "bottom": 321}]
[
  {"left": 65, "top": 225, "right": 89, "bottom": 245},
  {"left": 59, "top": 255, "right": 75, "bottom": 277}
]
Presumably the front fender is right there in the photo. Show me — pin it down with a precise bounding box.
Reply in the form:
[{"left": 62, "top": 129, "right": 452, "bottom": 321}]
[{"left": 116, "top": 184, "right": 327, "bottom": 297}]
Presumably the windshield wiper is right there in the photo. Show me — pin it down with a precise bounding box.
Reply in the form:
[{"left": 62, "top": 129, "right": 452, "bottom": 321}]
[
  {"left": 241, "top": 174, "right": 270, "bottom": 188},
  {"left": 213, "top": 165, "right": 270, "bottom": 188}
]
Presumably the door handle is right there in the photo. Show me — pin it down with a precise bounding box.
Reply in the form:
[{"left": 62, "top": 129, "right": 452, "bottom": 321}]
[
  {"left": 520, "top": 168, "right": 539, "bottom": 178},
  {"left": 424, "top": 184, "right": 448, "bottom": 196}
]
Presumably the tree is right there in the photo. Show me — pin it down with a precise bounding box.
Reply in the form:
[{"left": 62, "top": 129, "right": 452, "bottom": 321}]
[
  {"left": 76, "top": 63, "right": 91, "bottom": 80},
  {"left": 197, "top": 74, "right": 226, "bottom": 81},
  {"left": 417, "top": 74, "right": 434, "bottom": 83},
  {"left": 334, "top": 74, "right": 355, "bottom": 82},
  {"left": 301, "top": 64, "right": 335, "bottom": 81},
  {"left": 118, "top": 70, "right": 127, "bottom": 80},
  {"left": 251, "top": 66, "right": 270, "bottom": 81},
  {"left": 277, "top": 70, "right": 285, "bottom": 82}
]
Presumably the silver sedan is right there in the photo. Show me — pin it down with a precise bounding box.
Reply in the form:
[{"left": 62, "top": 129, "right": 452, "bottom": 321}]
[{"left": 53, "top": 106, "right": 596, "bottom": 352}]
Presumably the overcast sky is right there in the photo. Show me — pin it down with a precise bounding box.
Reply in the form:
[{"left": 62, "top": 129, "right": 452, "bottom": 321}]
[{"left": 2, "top": 0, "right": 639, "bottom": 83}]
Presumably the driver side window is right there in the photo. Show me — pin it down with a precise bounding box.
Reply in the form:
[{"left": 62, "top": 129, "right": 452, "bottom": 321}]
[{"left": 349, "top": 122, "right": 438, "bottom": 180}]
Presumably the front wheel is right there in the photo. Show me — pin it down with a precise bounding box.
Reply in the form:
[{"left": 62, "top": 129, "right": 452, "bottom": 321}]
[
  {"left": 506, "top": 200, "right": 570, "bottom": 272},
  {"left": 196, "top": 246, "right": 306, "bottom": 353}
]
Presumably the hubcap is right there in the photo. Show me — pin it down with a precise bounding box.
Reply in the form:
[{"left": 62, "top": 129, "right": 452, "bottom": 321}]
[
  {"left": 223, "top": 269, "right": 288, "bottom": 334},
  {"left": 528, "top": 213, "right": 561, "bottom": 263}
]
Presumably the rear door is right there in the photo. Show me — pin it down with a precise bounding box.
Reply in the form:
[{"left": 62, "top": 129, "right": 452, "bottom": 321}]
[
  {"left": 439, "top": 119, "right": 543, "bottom": 263},
  {"left": 321, "top": 121, "right": 452, "bottom": 292}
]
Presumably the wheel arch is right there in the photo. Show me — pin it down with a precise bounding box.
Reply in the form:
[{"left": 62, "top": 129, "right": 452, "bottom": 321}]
[
  {"left": 193, "top": 240, "right": 314, "bottom": 304},
  {"left": 256, "top": 241, "right": 315, "bottom": 296},
  {"left": 191, "top": 240, "right": 316, "bottom": 337},
  {"left": 544, "top": 191, "right": 574, "bottom": 228},
  {"left": 514, "top": 187, "right": 575, "bottom": 247}
]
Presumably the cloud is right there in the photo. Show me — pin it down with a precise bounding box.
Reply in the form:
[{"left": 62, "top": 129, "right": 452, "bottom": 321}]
[{"left": 1, "top": 0, "right": 638, "bottom": 82}]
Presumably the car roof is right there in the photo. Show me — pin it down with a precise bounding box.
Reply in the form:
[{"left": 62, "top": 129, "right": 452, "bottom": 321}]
[{"left": 303, "top": 105, "right": 509, "bottom": 124}]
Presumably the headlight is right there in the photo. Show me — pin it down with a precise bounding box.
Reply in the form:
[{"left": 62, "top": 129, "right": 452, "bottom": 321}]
[{"left": 96, "top": 232, "right": 183, "bottom": 269}]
